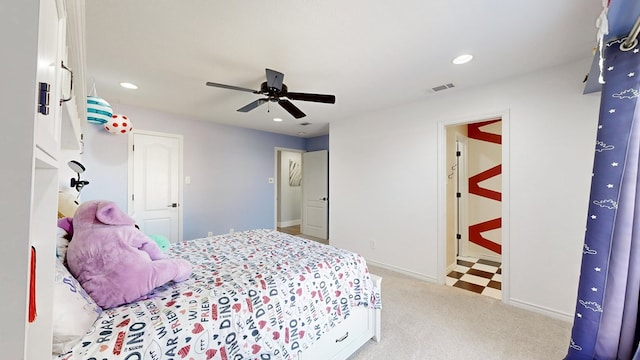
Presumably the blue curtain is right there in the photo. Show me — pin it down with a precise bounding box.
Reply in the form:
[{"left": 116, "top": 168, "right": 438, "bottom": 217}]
[{"left": 565, "top": 37, "right": 640, "bottom": 360}]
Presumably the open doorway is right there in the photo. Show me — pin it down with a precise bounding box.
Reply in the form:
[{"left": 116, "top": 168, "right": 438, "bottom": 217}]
[
  {"left": 275, "top": 148, "right": 304, "bottom": 235},
  {"left": 274, "top": 148, "right": 329, "bottom": 244},
  {"left": 443, "top": 118, "right": 506, "bottom": 300}
]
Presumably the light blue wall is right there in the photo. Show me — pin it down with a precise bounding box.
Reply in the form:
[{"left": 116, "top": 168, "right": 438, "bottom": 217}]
[
  {"left": 305, "top": 135, "right": 329, "bottom": 151},
  {"left": 81, "top": 103, "right": 305, "bottom": 240}
]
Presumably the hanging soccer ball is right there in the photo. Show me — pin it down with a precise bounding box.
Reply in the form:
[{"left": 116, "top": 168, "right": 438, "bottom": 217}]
[
  {"left": 87, "top": 96, "right": 113, "bottom": 124},
  {"left": 104, "top": 114, "right": 133, "bottom": 134}
]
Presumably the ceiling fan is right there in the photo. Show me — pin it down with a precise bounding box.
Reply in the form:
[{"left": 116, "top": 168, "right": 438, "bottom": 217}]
[{"left": 206, "top": 68, "right": 336, "bottom": 119}]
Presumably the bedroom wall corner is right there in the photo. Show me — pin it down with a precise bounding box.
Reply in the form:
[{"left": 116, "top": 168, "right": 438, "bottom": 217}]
[
  {"left": 330, "top": 58, "right": 600, "bottom": 317},
  {"left": 305, "top": 134, "right": 329, "bottom": 151},
  {"left": 81, "top": 103, "right": 306, "bottom": 240}
]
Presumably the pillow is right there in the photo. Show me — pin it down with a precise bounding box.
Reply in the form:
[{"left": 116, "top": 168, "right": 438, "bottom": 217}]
[
  {"left": 58, "top": 191, "right": 79, "bottom": 218},
  {"left": 52, "top": 259, "right": 102, "bottom": 355},
  {"left": 56, "top": 227, "right": 70, "bottom": 262}
]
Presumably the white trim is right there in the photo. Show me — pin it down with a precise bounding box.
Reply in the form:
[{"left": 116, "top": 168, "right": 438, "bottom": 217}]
[
  {"left": 366, "top": 259, "right": 439, "bottom": 283},
  {"left": 128, "top": 129, "right": 184, "bottom": 242},
  {"left": 278, "top": 219, "right": 301, "bottom": 227},
  {"left": 465, "top": 252, "right": 502, "bottom": 263},
  {"left": 501, "top": 112, "right": 511, "bottom": 303},
  {"left": 273, "top": 147, "right": 305, "bottom": 229},
  {"left": 437, "top": 109, "right": 511, "bottom": 304},
  {"left": 508, "top": 298, "right": 573, "bottom": 322}
]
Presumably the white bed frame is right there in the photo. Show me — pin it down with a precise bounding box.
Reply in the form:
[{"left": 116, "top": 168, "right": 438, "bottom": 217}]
[{"left": 299, "top": 274, "right": 382, "bottom": 360}]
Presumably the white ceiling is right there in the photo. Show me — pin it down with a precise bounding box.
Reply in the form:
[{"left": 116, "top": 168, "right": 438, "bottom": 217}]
[{"left": 86, "top": 0, "right": 604, "bottom": 138}]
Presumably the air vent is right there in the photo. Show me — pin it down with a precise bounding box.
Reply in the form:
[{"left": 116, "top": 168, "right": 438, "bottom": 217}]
[
  {"left": 299, "top": 122, "right": 311, "bottom": 126},
  {"left": 432, "top": 83, "right": 455, "bottom": 92}
]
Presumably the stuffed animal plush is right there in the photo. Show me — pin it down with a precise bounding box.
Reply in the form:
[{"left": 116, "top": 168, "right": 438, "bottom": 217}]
[
  {"left": 66, "top": 200, "right": 192, "bottom": 309},
  {"left": 57, "top": 217, "right": 74, "bottom": 236},
  {"left": 148, "top": 234, "right": 171, "bottom": 252}
]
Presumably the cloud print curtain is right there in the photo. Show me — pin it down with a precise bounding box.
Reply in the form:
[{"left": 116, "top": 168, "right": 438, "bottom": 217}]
[{"left": 565, "top": 38, "right": 640, "bottom": 360}]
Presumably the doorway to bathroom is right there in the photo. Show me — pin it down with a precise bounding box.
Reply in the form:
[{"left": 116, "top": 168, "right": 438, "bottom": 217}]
[{"left": 444, "top": 118, "right": 504, "bottom": 300}]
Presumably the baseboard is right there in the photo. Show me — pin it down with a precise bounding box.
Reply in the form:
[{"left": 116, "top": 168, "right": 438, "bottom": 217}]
[
  {"left": 445, "top": 262, "right": 456, "bottom": 274},
  {"left": 278, "top": 219, "right": 301, "bottom": 227},
  {"left": 366, "top": 259, "right": 574, "bottom": 323},
  {"left": 463, "top": 252, "right": 502, "bottom": 263},
  {"left": 508, "top": 298, "right": 574, "bottom": 322},
  {"left": 365, "top": 259, "right": 439, "bottom": 283}
]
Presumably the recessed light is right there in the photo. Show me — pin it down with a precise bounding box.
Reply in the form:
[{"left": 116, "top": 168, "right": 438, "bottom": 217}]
[
  {"left": 120, "top": 82, "right": 138, "bottom": 89},
  {"left": 452, "top": 54, "right": 473, "bottom": 65},
  {"left": 273, "top": 118, "right": 283, "bottom": 122}
]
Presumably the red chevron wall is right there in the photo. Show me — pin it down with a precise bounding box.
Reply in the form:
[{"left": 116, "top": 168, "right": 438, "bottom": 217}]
[{"left": 467, "top": 120, "right": 502, "bottom": 255}]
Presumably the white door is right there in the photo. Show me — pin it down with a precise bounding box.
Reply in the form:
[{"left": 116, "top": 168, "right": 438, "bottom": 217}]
[
  {"left": 130, "top": 132, "right": 183, "bottom": 243},
  {"left": 301, "top": 150, "right": 328, "bottom": 239}
]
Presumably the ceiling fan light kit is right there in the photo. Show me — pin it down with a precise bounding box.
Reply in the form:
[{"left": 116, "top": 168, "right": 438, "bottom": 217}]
[{"left": 206, "top": 68, "right": 335, "bottom": 119}]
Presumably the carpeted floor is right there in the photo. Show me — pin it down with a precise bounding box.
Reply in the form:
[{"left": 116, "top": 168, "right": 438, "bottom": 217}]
[{"left": 348, "top": 265, "right": 572, "bottom": 360}]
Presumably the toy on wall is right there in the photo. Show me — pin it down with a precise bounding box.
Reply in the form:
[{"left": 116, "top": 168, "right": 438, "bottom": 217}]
[
  {"left": 86, "top": 96, "right": 113, "bottom": 124},
  {"left": 65, "top": 200, "right": 192, "bottom": 309},
  {"left": 86, "top": 83, "right": 134, "bottom": 135},
  {"left": 103, "top": 114, "right": 133, "bottom": 134}
]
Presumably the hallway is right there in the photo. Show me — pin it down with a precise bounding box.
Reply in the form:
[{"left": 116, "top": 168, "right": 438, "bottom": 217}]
[{"left": 277, "top": 225, "right": 328, "bottom": 245}]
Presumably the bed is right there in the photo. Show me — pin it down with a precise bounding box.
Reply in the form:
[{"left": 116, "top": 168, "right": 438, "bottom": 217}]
[{"left": 53, "top": 229, "right": 382, "bottom": 360}]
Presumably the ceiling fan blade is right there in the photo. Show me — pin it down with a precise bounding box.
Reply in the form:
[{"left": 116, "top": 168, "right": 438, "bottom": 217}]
[
  {"left": 286, "top": 92, "right": 336, "bottom": 104},
  {"left": 237, "top": 98, "right": 268, "bottom": 112},
  {"left": 265, "top": 69, "right": 284, "bottom": 91},
  {"left": 278, "top": 99, "right": 306, "bottom": 119},
  {"left": 206, "top": 82, "right": 258, "bottom": 94}
]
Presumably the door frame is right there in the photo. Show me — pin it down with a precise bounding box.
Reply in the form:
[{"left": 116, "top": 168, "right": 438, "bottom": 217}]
[
  {"left": 455, "top": 134, "right": 469, "bottom": 258},
  {"left": 127, "top": 129, "right": 184, "bottom": 242},
  {"left": 437, "top": 110, "right": 510, "bottom": 303},
  {"left": 273, "top": 147, "right": 305, "bottom": 230}
]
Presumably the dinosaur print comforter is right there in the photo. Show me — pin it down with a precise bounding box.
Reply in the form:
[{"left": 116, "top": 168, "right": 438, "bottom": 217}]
[{"left": 56, "top": 229, "right": 381, "bottom": 360}]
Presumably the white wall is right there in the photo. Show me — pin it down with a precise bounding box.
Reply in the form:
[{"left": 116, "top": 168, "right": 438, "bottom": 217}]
[
  {"left": 330, "top": 58, "right": 600, "bottom": 319},
  {"left": 278, "top": 151, "right": 302, "bottom": 226},
  {"left": 58, "top": 149, "right": 83, "bottom": 194}
]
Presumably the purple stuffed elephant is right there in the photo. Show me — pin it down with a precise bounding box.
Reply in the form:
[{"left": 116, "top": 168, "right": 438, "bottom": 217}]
[{"left": 66, "top": 200, "right": 192, "bottom": 309}]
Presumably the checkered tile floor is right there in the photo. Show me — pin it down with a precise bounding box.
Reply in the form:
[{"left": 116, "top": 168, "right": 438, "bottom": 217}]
[{"left": 446, "top": 256, "right": 502, "bottom": 299}]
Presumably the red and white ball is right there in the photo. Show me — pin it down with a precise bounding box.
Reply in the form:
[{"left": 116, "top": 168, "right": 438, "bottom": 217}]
[{"left": 104, "top": 114, "right": 133, "bottom": 134}]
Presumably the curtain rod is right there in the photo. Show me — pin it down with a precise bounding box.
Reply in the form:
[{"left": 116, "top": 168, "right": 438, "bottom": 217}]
[{"left": 621, "top": 15, "right": 640, "bottom": 51}]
